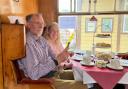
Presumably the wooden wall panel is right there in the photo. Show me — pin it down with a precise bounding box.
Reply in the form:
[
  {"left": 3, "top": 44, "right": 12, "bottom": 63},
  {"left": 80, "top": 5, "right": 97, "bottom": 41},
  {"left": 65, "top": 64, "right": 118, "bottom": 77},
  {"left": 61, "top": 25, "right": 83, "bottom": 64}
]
[
  {"left": 0, "top": 0, "right": 12, "bottom": 14},
  {"left": 0, "top": 0, "right": 38, "bottom": 23},
  {"left": 0, "top": 0, "right": 38, "bottom": 15},
  {"left": 0, "top": 0, "right": 58, "bottom": 24},
  {"left": 38, "top": 0, "right": 57, "bottom": 24},
  {"left": 0, "top": 24, "right": 3, "bottom": 89},
  {"left": 22, "top": 0, "right": 38, "bottom": 16}
]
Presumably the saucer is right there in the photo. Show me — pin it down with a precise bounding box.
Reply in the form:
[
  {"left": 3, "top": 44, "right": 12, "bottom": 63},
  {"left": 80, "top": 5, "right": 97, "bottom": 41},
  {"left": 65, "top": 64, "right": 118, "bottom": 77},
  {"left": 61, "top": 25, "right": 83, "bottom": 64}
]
[
  {"left": 107, "top": 64, "right": 123, "bottom": 70},
  {"left": 71, "top": 54, "right": 83, "bottom": 61},
  {"left": 80, "top": 61, "right": 95, "bottom": 66},
  {"left": 120, "top": 59, "right": 128, "bottom": 67}
]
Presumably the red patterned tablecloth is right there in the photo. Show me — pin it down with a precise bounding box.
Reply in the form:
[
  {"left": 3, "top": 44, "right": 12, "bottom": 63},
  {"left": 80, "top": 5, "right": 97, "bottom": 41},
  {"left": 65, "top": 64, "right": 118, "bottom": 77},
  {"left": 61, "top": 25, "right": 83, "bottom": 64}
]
[{"left": 72, "top": 61, "right": 128, "bottom": 89}]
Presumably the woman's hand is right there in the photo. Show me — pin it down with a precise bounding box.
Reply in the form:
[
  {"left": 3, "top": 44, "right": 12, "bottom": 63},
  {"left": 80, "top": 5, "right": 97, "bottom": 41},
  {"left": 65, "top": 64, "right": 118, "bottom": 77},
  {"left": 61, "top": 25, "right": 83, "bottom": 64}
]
[
  {"left": 57, "top": 47, "right": 70, "bottom": 64},
  {"left": 69, "top": 52, "right": 74, "bottom": 57}
]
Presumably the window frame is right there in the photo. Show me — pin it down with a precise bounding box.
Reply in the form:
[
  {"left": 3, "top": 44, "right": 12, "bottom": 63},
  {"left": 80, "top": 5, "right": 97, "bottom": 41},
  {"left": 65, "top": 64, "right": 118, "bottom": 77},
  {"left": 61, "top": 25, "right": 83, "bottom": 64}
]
[
  {"left": 122, "top": 15, "right": 128, "bottom": 33},
  {"left": 57, "top": 0, "right": 128, "bottom": 15}
]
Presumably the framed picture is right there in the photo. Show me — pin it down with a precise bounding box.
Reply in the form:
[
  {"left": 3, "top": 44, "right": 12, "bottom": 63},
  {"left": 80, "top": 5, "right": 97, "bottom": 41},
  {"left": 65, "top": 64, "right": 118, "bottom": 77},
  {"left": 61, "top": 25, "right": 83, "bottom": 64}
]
[
  {"left": 86, "top": 19, "right": 97, "bottom": 32},
  {"left": 123, "top": 15, "right": 128, "bottom": 33},
  {"left": 102, "top": 18, "right": 113, "bottom": 32}
]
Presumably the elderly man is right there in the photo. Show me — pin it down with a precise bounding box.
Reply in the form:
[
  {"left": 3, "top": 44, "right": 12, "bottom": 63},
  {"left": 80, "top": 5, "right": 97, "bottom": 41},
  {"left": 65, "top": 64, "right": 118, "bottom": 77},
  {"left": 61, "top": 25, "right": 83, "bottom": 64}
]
[{"left": 18, "top": 13, "right": 88, "bottom": 89}]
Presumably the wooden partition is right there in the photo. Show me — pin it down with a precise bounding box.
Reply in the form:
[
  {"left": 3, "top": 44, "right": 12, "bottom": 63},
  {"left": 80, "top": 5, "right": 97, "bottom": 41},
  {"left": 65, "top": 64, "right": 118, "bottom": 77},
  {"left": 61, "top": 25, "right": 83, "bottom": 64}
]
[
  {"left": 1, "top": 24, "right": 54, "bottom": 89},
  {"left": 2, "top": 24, "right": 27, "bottom": 89},
  {"left": 38, "top": 0, "right": 58, "bottom": 24}
]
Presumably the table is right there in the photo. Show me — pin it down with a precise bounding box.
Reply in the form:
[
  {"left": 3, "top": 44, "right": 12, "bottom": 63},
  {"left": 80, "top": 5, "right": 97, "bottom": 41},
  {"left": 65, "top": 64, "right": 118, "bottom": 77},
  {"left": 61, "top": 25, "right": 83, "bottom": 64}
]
[{"left": 72, "top": 61, "right": 128, "bottom": 89}]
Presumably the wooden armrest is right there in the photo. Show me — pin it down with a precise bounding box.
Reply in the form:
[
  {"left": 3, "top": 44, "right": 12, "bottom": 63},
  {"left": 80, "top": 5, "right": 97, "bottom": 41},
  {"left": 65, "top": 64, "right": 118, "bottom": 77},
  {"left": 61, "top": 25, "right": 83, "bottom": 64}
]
[
  {"left": 11, "top": 59, "right": 54, "bottom": 84},
  {"left": 21, "top": 78, "right": 55, "bottom": 84}
]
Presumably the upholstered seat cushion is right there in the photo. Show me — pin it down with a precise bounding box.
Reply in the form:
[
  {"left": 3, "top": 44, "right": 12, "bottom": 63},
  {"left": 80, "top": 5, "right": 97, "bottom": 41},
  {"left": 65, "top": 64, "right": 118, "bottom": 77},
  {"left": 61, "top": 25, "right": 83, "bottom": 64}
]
[{"left": 117, "top": 53, "right": 128, "bottom": 59}]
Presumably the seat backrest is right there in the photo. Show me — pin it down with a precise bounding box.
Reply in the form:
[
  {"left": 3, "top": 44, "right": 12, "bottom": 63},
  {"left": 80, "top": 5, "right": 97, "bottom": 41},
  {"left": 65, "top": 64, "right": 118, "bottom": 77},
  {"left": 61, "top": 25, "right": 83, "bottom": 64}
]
[
  {"left": 11, "top": 59, "right": 54, "bottom": 84},
  {"left": 117, "top": 53, "right": 128, "bottom": 59},
  {"left": 11, "top": 59, "right": 25, "bottom": 83}
]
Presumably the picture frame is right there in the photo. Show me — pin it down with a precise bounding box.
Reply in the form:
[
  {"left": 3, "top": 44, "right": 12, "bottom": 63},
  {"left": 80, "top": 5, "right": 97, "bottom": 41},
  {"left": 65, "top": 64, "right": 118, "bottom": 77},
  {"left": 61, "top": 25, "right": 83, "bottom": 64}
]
[
  {"left": 86, "top": 19, "right": 97, "bottom": 32},
  {"left": 122, "top": 15, "right": 128, "bottom": 33},
  {"left": 102, "top": 18, "right": 113, "bottom": 33}
]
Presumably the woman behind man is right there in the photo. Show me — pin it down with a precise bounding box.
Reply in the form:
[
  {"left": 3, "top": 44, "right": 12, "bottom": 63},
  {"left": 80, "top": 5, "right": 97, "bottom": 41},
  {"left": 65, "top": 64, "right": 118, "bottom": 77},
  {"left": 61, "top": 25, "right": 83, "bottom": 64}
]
[
  {"left": 43, "top": 22, "right": 64, "bottom": 56},
  {"left": 42, "top": 22, "right": 74, "bottom": 80}
]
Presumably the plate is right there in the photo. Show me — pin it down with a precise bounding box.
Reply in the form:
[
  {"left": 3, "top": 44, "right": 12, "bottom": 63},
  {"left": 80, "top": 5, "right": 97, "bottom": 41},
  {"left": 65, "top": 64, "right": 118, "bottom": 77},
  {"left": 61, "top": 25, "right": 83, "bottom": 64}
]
[
  {"left": 80, "top": 61, "right": 95, "bottom": 66},
  {"left": 120, "top": 59, "right": 128, "bottom": 67},
  {"left": 107, "top": 64, "right": 123, "bottom": 70},
  {"left": 69, "top": 49, "right": 86, "bottom": 55},
  {"left": 71, "top": 54, "right": 83, "bottom": 61}
]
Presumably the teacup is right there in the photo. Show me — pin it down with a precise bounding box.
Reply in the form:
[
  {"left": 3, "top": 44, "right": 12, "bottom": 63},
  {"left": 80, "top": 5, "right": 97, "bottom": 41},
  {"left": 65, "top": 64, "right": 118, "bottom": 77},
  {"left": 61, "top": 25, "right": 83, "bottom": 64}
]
[
  {"left": 110, "top": 59, "right": 120, "bottom": 68},
  {"left": 86, "top": 50, "right": 92, "bottom": 57},
  {"left": 83, "top": 56, "right": 91, "bottom": 65}
]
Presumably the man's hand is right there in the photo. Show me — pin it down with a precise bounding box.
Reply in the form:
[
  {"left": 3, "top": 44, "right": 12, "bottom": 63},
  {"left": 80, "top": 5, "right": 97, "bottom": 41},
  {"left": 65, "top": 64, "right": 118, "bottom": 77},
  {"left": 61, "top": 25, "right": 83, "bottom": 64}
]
[{"left": 63, "top": 62, "right": 73, "bottom": 69}]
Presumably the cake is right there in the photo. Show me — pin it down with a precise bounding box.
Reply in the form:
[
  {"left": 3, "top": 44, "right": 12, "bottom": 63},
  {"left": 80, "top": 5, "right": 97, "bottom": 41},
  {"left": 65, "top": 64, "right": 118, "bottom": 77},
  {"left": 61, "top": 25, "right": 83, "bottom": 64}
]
[
  {"left": 96, "top": 34, "right": 111, "bottom": 37},
  {"left": 96, "top": 52, "right": 112, "bottom": 61},
  {"left": 96, "top": 43, "right": 111, "bottom": 48}
]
